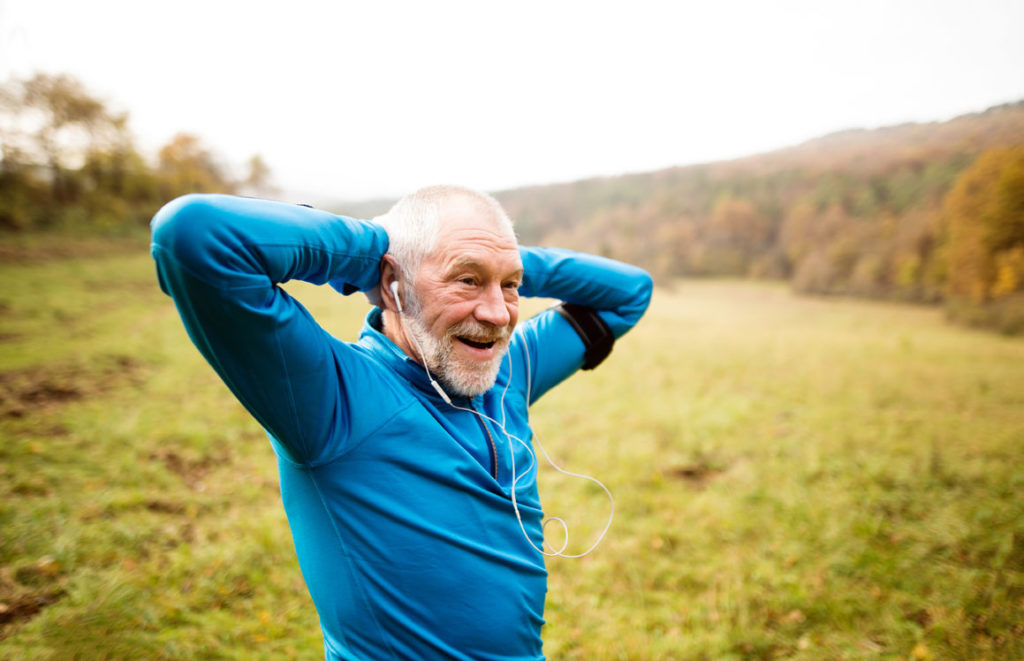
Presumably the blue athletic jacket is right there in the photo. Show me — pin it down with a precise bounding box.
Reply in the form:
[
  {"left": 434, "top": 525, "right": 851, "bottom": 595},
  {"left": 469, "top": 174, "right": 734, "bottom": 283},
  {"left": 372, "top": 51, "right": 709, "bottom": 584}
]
[{"left": 150, "top": 194, "right": 652, "bottom": 660}]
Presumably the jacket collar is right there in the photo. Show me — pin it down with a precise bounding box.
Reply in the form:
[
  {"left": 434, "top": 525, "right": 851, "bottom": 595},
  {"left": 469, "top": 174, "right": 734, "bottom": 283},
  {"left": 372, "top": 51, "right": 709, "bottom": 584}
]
[{"left": 358, "top": 307, "right": 478, "bottom": 405}]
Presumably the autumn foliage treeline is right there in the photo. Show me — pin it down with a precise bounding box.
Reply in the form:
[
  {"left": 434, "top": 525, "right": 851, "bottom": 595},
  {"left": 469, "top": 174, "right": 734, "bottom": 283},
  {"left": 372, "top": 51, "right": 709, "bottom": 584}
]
[
  {"left": 2, "top": 73, "right": 1022, "bottom": 332},
  {"left": 0, "top": 73, "right": 271, "bottom": 233},
  {"left": 496, "top": 102, "right": 1024, "bottom": 333}
]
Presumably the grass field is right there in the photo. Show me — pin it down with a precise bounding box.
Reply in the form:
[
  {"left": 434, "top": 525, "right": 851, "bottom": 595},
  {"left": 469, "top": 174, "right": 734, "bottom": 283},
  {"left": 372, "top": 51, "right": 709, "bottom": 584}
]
[{"left": 1, "top": 240, "right": 1022, "bottom": 660}]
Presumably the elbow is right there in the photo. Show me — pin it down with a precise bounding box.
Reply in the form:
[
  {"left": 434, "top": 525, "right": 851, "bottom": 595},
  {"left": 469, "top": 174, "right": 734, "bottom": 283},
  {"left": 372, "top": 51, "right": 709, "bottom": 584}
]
[
  {"left": 635, "top": 268, "right": 654, "bottom": 311},
  {"left": 150, "top": 194, "right": 220, "bottom": 257},
  {"left": 626, "top": 266, "right": 654, "bottom": 321},
  {"left": 150, "top": 193, "right": 243, "bottom": 276},
  {"left": 602, "top": 265, "right": 654, "bottom": 338},
  {"left": 620, "top": 266, "right": 654, "bottom": 334}
]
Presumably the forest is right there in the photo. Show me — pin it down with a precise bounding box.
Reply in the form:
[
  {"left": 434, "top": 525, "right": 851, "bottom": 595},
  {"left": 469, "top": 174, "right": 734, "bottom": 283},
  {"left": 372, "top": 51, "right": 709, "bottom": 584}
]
[
  {"left": 0, "top": 73, "right": 272, "bottom": 234},
  {"left": 495, "top": 104, "right": 1024, "bottom": 334},
  {"left": 2, "top": 72, "right": 1023, "bottom": 333}
]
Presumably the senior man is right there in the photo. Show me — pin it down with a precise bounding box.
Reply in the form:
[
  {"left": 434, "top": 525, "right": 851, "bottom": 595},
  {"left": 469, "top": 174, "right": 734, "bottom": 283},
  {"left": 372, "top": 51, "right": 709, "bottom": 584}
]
[{"left": 150, "top": 185, "right": 652, "bottom": 660}]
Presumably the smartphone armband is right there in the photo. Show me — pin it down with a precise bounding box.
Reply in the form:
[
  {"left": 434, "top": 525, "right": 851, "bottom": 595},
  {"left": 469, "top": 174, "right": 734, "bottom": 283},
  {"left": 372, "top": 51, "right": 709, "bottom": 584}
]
[{"left": 554, "top": 302, "right": 615, "bottom": 370}]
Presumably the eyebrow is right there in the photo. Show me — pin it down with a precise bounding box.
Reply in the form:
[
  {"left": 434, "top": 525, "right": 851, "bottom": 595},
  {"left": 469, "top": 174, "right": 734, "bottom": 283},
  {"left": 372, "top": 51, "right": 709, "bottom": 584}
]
[{"left": 445, "top": 256, "right": 523, "bottom": 280}]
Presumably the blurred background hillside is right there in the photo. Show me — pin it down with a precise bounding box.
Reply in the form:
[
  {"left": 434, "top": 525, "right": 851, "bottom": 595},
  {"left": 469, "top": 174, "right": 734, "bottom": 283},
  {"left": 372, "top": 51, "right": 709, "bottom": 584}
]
[
  {"left": 2, "top": 70, "right": 1022, "bottom": 333},
  {"left": 494, "top": 104, "right": 1024, "bottom": 333}
]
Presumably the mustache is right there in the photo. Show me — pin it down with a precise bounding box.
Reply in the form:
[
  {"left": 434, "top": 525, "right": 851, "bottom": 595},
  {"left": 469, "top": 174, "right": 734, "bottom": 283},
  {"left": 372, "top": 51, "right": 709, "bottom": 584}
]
[{"left": 445, "top": 319, "right": 511, "bottom": 344}]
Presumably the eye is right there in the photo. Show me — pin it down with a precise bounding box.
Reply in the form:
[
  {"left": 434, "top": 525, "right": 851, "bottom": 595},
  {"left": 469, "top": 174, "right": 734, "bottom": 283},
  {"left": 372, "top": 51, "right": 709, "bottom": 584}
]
[
  {"left": 503, "top": 280, "right": 520, "bottom": 290},
  {"left": 459, "top": 277, "right": 477, "bottom": 286}
]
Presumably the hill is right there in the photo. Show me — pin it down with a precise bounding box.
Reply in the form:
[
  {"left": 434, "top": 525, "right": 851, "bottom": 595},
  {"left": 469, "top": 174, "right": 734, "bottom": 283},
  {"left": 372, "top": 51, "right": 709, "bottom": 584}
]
[{"left": 489, "top": 101, "right": 1024, "bottom": 331}]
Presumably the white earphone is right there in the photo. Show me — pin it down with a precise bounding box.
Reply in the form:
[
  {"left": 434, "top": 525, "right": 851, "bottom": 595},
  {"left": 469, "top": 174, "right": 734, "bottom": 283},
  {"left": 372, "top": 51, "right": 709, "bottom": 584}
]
[{"left": 390, "top": 280, "right": 403, "bottom": 313}]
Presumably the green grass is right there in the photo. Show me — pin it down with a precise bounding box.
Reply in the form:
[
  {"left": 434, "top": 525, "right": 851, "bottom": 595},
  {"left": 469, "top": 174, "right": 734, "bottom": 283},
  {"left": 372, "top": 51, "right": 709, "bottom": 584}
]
[{"left": 1, "top": 246, "right": 1021, "bottom": 660}]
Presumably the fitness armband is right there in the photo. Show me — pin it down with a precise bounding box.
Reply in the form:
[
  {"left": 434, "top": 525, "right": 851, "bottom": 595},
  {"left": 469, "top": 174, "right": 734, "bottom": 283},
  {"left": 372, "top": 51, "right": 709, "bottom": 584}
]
[{"left": 554, "top": 302, "right": 615, "bottom": 370}]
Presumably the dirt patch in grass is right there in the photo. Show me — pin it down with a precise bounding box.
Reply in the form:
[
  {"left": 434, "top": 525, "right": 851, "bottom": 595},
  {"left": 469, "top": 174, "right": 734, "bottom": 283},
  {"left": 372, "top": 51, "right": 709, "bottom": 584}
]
[
  {"left": 148, "top": 447, "right": 231, "bottom": 491},
  {"left": 666, "top": 462, "right": 725, "bottom": 488},
  {"left": 144, "top": 499, "right": 187, "bottom": 515},
  {"left": 0, "top": 372, "right": 82, "bottom": 418},
  {"left": 0, "top": 355, "right": 144, "bottom": 418},
  {"left": 0, "top": 559, "right": 66, "bottom": 639},
  {"left": 0, "top": 589, "right": 65, "bottom": 629}
]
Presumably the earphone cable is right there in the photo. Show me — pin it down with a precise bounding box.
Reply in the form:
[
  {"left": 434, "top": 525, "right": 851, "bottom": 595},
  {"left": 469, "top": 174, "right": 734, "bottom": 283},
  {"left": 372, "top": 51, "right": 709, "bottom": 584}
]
[{"left": 396, "top": 291, "right": 614, "bottom": 558}]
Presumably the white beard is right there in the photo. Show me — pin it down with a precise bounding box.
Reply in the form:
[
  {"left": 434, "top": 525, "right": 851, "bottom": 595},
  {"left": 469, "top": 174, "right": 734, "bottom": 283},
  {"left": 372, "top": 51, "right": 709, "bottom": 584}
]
[{"left": 403, "top": 306, "right": 510, "bottom": 399}]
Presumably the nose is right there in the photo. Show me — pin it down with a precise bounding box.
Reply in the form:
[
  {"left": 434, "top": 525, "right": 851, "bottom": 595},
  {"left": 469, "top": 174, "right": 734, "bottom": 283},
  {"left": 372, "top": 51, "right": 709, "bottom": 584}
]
[{"left": 473, "top": 283, "right": 512, "bottom": 328}]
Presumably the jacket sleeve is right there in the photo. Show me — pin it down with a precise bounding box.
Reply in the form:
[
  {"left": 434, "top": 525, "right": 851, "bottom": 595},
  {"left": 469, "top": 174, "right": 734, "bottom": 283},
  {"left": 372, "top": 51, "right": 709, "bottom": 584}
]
[
  {"left": 150, "top": 194, "right": 389, "bottom": 464},
  {"left": 514, "top": 246, "right": 653, "bottom": 402}
]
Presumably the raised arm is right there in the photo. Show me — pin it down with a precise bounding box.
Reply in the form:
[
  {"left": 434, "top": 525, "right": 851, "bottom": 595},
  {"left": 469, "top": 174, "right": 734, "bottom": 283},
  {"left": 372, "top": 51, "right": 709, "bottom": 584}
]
[
  {"left": 514, "top": 246, "right": 653, "bottom": 401},
  {"left": 150, "top": 194, "right": 389, "bottom": 463}
]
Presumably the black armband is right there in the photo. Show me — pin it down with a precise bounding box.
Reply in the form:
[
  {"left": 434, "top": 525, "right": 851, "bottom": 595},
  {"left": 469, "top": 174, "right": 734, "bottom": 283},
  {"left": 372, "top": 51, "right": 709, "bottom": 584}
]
[{"left": 554, "top": 302, "right": 615, "bottom": 370}]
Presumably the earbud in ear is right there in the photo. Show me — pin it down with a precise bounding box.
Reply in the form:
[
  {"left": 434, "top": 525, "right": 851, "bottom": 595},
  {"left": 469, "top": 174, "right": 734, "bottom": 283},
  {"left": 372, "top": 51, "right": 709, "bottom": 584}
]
[{"left": 389, "top": 281, "right": 403, "bottom": 313}]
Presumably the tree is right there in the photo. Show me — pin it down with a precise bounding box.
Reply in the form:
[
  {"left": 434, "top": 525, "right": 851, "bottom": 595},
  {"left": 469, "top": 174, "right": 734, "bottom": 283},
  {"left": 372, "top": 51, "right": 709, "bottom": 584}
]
[
  {"left": 157, "top": 133, "right": 234, "bottom": 200},
  {"left": 943, "top": 147, "right": 1024, "bottom": 303},
  {"left": 704, "top": 196, "right": 771, "bottom": 275},
  {"left": 238, "top": 153, "right": 279, "bottom": 199},
  {"left": 1, "top": 73, "right": 137, "bottom": 228},
  {"left": 0, "top": 73, "right": 256, "bottom": 231},
  {"left": 5, "top": 73, "right": 123, "bottom": 206}
]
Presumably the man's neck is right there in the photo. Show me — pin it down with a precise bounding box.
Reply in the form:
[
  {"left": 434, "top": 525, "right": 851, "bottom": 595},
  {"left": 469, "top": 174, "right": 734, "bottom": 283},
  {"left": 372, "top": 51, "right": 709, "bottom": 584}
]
[{"left": 382, "top": 308, "right": 418, "bottom": 364}]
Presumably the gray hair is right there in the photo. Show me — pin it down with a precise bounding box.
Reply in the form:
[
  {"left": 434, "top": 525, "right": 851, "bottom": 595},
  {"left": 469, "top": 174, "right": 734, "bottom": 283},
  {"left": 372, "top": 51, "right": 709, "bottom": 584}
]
[{"left": 374, "top": 185, "right": 514, "bottom": 286}]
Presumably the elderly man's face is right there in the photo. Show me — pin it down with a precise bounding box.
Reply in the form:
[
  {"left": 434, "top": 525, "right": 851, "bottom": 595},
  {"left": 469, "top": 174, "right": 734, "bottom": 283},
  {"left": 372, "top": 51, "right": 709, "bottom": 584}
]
[{"left": 404, "top": 199, "right": 523, "bottom": 397}]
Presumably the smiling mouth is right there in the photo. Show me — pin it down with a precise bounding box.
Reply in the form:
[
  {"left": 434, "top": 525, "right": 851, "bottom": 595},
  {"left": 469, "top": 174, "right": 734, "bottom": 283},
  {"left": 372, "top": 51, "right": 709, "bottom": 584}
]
[{"left": 456, "top": 336, "right": 497, "bottom": 350}]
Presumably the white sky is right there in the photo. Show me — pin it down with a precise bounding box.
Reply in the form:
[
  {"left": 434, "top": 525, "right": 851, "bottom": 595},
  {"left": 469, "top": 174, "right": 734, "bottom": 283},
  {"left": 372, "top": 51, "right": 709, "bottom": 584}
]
[{"left": 2, "top": 0, "right": 1023, "bottom": 203}]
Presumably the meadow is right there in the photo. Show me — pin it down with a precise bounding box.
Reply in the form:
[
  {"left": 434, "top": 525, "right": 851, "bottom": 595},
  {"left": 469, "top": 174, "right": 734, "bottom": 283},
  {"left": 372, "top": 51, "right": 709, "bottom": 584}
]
[{"left": 1, "top": 239, "right": 1021, "bottom": 660}]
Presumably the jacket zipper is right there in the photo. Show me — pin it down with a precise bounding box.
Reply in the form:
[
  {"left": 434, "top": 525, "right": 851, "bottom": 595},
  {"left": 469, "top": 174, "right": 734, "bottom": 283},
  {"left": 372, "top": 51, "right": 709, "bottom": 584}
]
[{"left": 469, "top": 401, "right": 499, "bottom": 480}]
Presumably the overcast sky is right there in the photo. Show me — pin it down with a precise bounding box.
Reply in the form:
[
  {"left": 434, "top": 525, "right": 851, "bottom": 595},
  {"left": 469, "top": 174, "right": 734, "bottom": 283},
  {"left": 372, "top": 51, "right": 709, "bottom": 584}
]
[{"left": 2, "top": 0, "right": 1022, "bottom": 203}]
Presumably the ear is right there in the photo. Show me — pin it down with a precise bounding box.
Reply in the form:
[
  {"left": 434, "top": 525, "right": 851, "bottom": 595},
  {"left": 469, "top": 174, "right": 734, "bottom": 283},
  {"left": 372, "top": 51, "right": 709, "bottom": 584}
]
[{"left": 379, "top": 255, "right": 402, "bottom": 313}]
